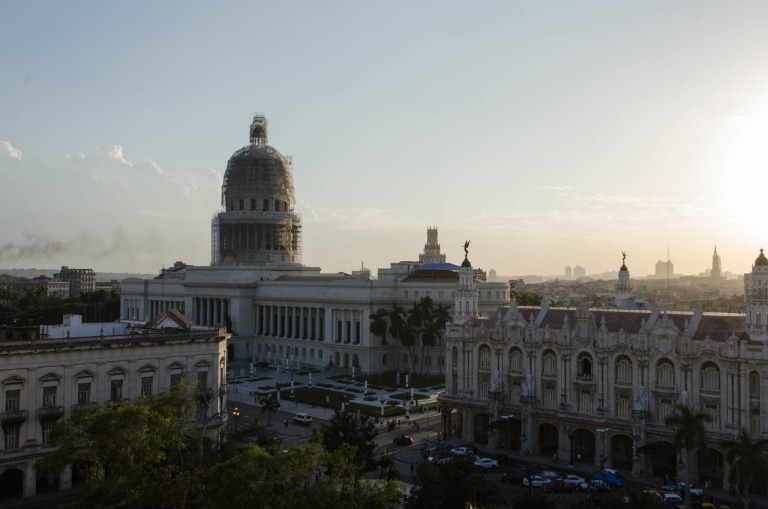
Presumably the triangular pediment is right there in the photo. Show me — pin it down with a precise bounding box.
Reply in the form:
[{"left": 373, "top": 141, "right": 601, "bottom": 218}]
[
  {"left": 2, "top": 376, "right": 25, "bottom": 386},
  {"left": 139, "top": 364, "right": 157, "bottom": 373},
  {"left": 195, "top": 360, "right": 210, "bottom": 369},
  {"left": 168, "top": 362, "right": 185, "bottom": 371},
  {"left": 75, "top": 370, "right": 95, "bottom": 379},
  {"left": 39, "top": 372, "right": 62, "bottom": 383},
  {"left": 108, "top": 367, "right": 126, "bottom": 377}
]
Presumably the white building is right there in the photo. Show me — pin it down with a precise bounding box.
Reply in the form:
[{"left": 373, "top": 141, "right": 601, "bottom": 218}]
[
  {"left": 438, "top": 250, "right": 768, "bottom": 490},
  {"left": 120, "top": 116, "right": 508, "bottom": 376},
  {"left": 0, "top": 314, "right": 228, "bottom": 499}
]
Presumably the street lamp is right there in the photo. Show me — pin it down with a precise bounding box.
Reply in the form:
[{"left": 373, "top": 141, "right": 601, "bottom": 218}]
[
  {"left": 232, "top": 406, "right": 240, "bottom": 431},
  {"left": 567, "top": 428, "right": 575, "bottom": 468},
  {"left": 380, "top": 396, "right": 386, "bottom": 418},
  {"left": 597, "top": 428, "right": 609, "bottom": 469},
  {"left": 501, "top": 415, "right": 513, "bottom": 452}
]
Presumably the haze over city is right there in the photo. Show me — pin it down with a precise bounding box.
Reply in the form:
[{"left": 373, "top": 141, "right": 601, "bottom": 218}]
[{"left": 2, "top": 1, "right": 767, "bottom": 277}]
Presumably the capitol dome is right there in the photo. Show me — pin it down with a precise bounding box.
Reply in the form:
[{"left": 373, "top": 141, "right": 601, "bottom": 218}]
[
  {"left": 756, "top": 248, "right": 768, "bottom": 267},
  {"left": 211, "top": 116, "right": 303, "bottom": 267}
]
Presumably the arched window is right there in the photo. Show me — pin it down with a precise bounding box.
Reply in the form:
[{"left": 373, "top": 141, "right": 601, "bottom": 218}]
[
  {"left": 318, "top": 349, "right": 323, "bottom": 360},
  {"left": 750, "top": 371, "right": 760, "bottom": 399},
  {"left": 656, "top": 359, "right": 675, "bottom": 387},
  {"left": 701, "top": 362, "right": 720, "bottom": 392},
  {"left": 615, "top": 356, "right": 632, "bottom": 383},
  {"left": 542, "top": 350, "right": 557, "bottom": 375},
  {"left": 509, "top": 348, "right": 523, "bottom": 371},
  {"left": 478, "top": 346, "right": 491, "bottom": 368},
  {"left": 578, "top": 353, "right": 593, "bottom": 377}
]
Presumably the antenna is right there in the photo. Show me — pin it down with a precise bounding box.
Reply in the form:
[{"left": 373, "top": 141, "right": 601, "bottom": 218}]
[{"left": 666, "top": 242, "right": 670, "bottom": 308}]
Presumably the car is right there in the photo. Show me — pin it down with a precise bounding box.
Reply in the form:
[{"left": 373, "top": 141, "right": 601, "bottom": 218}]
[
  {"left": 254, "top": 361, "right": 269, "bottom": 367},
  {"left": 500, "top": 471, "right": 525, "bottom": 484},
  {"left": 427, "top": 455, "right": 451, "bottom": 464},
  {"left": 457, "top": 443, "right": 479, "bottom": 454},
  {"left": 293, "top": 412, "right": 313, "bottom": 424},
  {"left": 587, "top": 480, "right": 611, "bottom": 492},
  {"left": 474, "top": 457, "right": 499, "bottom": 469},
  {"left": 662, "top": 493, "right": 683, "bottom": 506},
  {"left": 562, "top": 474, "right": 589, "bottom": 491},
  {"left": 450, "top": 446, "right": 474, "bottom": 455},
  {"left": 539, "top": 470, "right": 560, "bottom": 481},
  {"left": 522, "top": 474, "right": 549, "bottom": 488},
  {"left": 593, "top": 468, "right": 625, "bottom": 487},
  {"left": 543, "top": 479, "right": 580, "bottom": 493},
  {"left": 393, "top": 434, "right": 414, "bottom": 445}
]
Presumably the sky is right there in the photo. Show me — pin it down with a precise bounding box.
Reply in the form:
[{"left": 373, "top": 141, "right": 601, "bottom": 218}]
[{"left": 2, "top": 1, "right": 768, "bottom": 278}]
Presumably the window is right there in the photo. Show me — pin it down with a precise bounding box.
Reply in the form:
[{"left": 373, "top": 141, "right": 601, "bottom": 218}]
[
  {"left": 5, "top": 390, "right": 20, "bottom": 412},
  {"left": 197, "top": 371, "right": 208, "bottom": 391},
  {"left": 704, "top": 403, "right": 720, "bottom": 430},
  {"left": 615, "top": 357, "right": 632, "bottom": 383},
  {"left": 657, "top": 399, "right": 673, "bottom": 423},
  {"left": 656, "top": 360, "right": 675, "bottom": 387},
  {"left": 578, "top": 355, "right": 593, "bottom": 377},
  {"left": 43, "top": 386, "right": 57, "bottom": 408},
  {"left": 542, "top": 351, "right": 557, "bottom": 375},
  {"left": 509, "top": 349, "right": 523, "bottom": 371},
  {"left": 110, "top": 380, "right": 123, "bottom": 401},
  {"left": 77, "top": 383, "right": 91, "bottom": 404},
  {"left": 579, "top": 390, "right": 593, "bottom": 413},
  {"left": 701, "top": 363, "right": 720, "bottom": 392},
  {"left": 141, "top": 376, "right": 153, "bottom": 396},
  {"left": 3, "top": 423, "right": 19, "bottom": 449},
  {"left": 542, "top": 385, "right": 557, "bottom": 408},
  {"left": 170, "top": 373, "right": 183, "bottom": 387},
  {"left": 616, "top": 393, "right": 631, "bottom": 417},
  {"left": 42, "top": 420, "right": 55, "bottom": 444},
  {"left": 478, "top": 346, "right": 491, "bottom": 368}
]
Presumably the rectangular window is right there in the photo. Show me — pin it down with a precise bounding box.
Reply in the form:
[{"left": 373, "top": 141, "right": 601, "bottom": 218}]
[
  {"left": 170, "top": 373, "right": 183, "bottom": 387},
  {"left": 5, "top": 390, "right": 20, "bottom": 412},
  {"left": 616, "top": 393, "right": 631, "bottom": 417},
  {"left": 42, "top": 420, "right": 55, "bottom": 444},
  {"left": 110, "top": 380, "right": 123, "bottom": 401},
  {"left": 543, "top": 385, "right": 558, "bottom": 408},
  {"left": 141, "top": 376, "right": 153, "bottom": 396},
  {"left": 579, "top": 390, "right": 593, "bottom": 413},
  {"left": 77, "top": 383, "right": 91, "bottom": 404},
  {"left": 197, "top": 371, "right": 208, "bottom": 391},
  {"left": 43, "top": 386, "right": 57, "bottom": 408},
  {"left": 3, "top": 424, "right": 19, "bottom": 449}
]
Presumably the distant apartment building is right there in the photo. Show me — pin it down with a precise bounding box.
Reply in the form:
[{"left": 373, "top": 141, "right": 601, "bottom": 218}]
[
  {"left": 654, "top": 260, "right": 674, "bottom": 279},
  {"left": 573, "top": 265, "right": 586, "bottom": 277},
  {"left": 565, "top": 266, "right": 573, "bottom": 278},
  {"left": 54, "top": 266, "right": 95, "bottom": 297},
  {"left": 0, "top": 313, "right": 229, "bottom": 500},
  {"left": 0, "top": 279, "right": 70, "bottom": 300}
]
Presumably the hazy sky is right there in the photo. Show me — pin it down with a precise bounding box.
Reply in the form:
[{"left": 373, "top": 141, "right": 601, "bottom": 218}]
[{"left": 2, "top": 1, "right": 767, "bottom": 278}]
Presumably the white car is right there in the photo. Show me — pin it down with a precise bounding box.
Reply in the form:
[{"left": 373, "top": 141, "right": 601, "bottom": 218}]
[
  {"left": 474, "top": 457, "right": 499, "bottom": 469},
  {"left": 522, "top": 474, "right": 548, "bottom": 487},
  {"left": 562, "top": 474, "right": 589, "bottom": 490},
  {"left": 450, "top": 446, "right": 473, "bottom": 455}
]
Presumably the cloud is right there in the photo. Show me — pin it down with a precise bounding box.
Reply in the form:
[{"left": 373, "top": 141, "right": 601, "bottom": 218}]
[
  {"left": 0, "top": 140, "right": 23, "bottom": 160},
  {"left": 0, "top": 144, "right": 222, "bottom": 271}
]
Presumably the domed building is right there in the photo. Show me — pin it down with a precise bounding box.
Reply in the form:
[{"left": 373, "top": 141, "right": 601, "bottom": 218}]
[
  {"left": 745, "top": 248, "right": 768, "bottom": 341},
  {"left": 211, "top": 115, "right": 302, "bottom": 266}
]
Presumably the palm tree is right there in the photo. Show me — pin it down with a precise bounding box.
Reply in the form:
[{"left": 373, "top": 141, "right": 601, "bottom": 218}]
[
  {"left": 665, "top": 402, "right": 712, "bottom": 509},
  {"left": 260, "top": 393, "right": 280, "bottom": 427},
  {"left": 723, "top": 429, "right": 768, "bottom": 509},
  {"left": 388, "top": 304, "right": 407, "bottom": 373},
  {"left": 369, "top": 308, "right": 389, "bottom": 345}
]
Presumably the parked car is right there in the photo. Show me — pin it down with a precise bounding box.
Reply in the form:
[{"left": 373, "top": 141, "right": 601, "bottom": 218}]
[
  {"left": 500, "top": 471, "right": 525, "bottom": 484},
  {"left": 539, "top": 470, "right": 560, "bottom": 481},
  {"left": 562, "top": 474, "right": 589, "bottom": 491},
  {"left": 427, "top": 454, "right": 451, "bottom": 464},
  {"left": 457, "top": 443, "right": 479, "bottom": 454},
  {"left": 543, "top": 479, "right": 580, "bottom": 493},
  {"left": 522, "top": 474, "right": 549, "bottom": 488},
  {"left": 393, "top": 434, "right": 414, "bottom": 445},
  {"left": 593, "top": 468, "right": 625, "bottom": 487},
  {"left": 450, "top": 446, "right": 474, "bottom": 455},
  {"left": 587, "top": 479, "right": 611, "bottom": 492},
  {"left": 474, "top": 457, "right": 499, "bottom": 469},
  {"left": 663, "top": 493, "right": 684, "bottom": 506},
  {"left": 293, "top": 413, "right": 313, "bottom": 424}
]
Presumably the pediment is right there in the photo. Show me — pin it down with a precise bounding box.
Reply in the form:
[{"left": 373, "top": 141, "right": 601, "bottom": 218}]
[
  {"left": 168, "top": 361, "right": 185, "bottom": 372},
  {"left": 75, "top": 370, "right": 95, "bottom": 379},
  {"left": 195, "top": 360, "right": 210, "bottom": 369},
  {"left": 2, "top": 376, "right": 25, "bottom": 387},
  {"left": 139, "top": 364, "right": 157, "bottom": 373},
  {"left": 108, "top": 367, "right": 126, "bottom": 377}
]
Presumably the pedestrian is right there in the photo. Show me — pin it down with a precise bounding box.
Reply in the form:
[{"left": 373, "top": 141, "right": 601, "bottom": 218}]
[{"left": 577, "top": 453, "right": 581, "bottom": 463}]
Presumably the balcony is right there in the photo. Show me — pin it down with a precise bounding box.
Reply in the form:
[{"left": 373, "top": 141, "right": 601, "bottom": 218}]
[
  {"left": 575, "top": 375, "right": 595, "bottom": 385},
  {"left": 654, "top": 384, "right": 676, "bottom": 394},
  {"left": 0, "top": 410, "right": 27, "bottom": 423},
  {"left": 38, "top": 406, "right": 64, "bottom": 419}
]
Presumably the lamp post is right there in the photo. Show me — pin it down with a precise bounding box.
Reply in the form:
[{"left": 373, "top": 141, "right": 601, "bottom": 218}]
[
  {"left": 232, "top": 406, "right": 240, "bottom": 431},
  {"left": 501, "top": 415, "right": 513, "bottom": 452},
  {"left": 597, "top": 428, "right": 609, "bottom": 469},
  {"left": 567, "top": 428, "right": 575, "bottom": 468},
  {"left": 380, "top": 396, "right": 386, "bottom": 418}
]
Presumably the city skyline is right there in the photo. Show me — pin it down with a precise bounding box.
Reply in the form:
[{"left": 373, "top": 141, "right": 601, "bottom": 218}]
[{"left": 2, "top": 2, "right": 767, "bottom": 277}]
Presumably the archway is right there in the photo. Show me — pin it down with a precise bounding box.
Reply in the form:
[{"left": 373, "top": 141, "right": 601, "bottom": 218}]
[
  {"left": 474, "top": 413, "right": 490, "bottom": 444},
  {"left": 610, "top": 434, "right": 634, "bottom": 469},
  {"left": 0, "top": 468, "right": 24, "bottom": 501},
  {"left": 637, "top": 440, "right": 676, "bottom": 477},
  {"left": 573, "top": 428, "right": 596, "bottom": 464},
  {"left": 36, "top": 466, "right": 60, "bottom": 494},
  {"left": 226, "top": 344, "right": 235, "bottom": 362},
  {"left": 699, "top": 448, "right": 724, "bottom": 487},
  {"left": 539, "top": 423, "right": 559, "bottom": 455},
  {"left": 489, "top": 417, "right": 522, "bottom": 452}
]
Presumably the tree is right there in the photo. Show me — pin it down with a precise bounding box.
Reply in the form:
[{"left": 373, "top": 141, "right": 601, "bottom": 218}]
[
  {"left": 406, "top": 455, "right": 505, "bottom": 509},
  {"left": 723, "top": 429, "right": 768, "bottom": 509},
  {"left": 260, "top": 392, "right": 281, "bottom": 427},
  {"left": 388, "top": 304, "right": 407, "bottom": 372},
  {"left": 321, "top": 410, "right": 378, "bottom": 473},
  {"left": 37, "top": 385, "right": 201, "bottom": 508},
  {"left": 665, "top": 402, "right": 712, "bottom": 509},
  {"left": 369, "top": 308, "right": 389, "bottom": 345}
]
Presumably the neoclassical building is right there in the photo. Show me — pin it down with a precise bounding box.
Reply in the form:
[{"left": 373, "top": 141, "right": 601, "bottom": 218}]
[
  {"left": 439, "top": 250, "right": 767, "bottom": 489},
  {"left": 0, "top": 315, "right": 228, "bottom": 499},
  {"left": 120, "top": 116, "right": 508, "bottom": 375}
]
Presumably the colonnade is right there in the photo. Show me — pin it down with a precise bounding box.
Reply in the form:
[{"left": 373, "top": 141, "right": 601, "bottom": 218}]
[
  {"left": 256, "top": 305, "right": 325, "bottom": 340},
  {"left": 148, "top": 299, "right": 185, "bottom": 318},
  {"left": 192, "top": 297, "right": 230, "bottom": 327}
]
